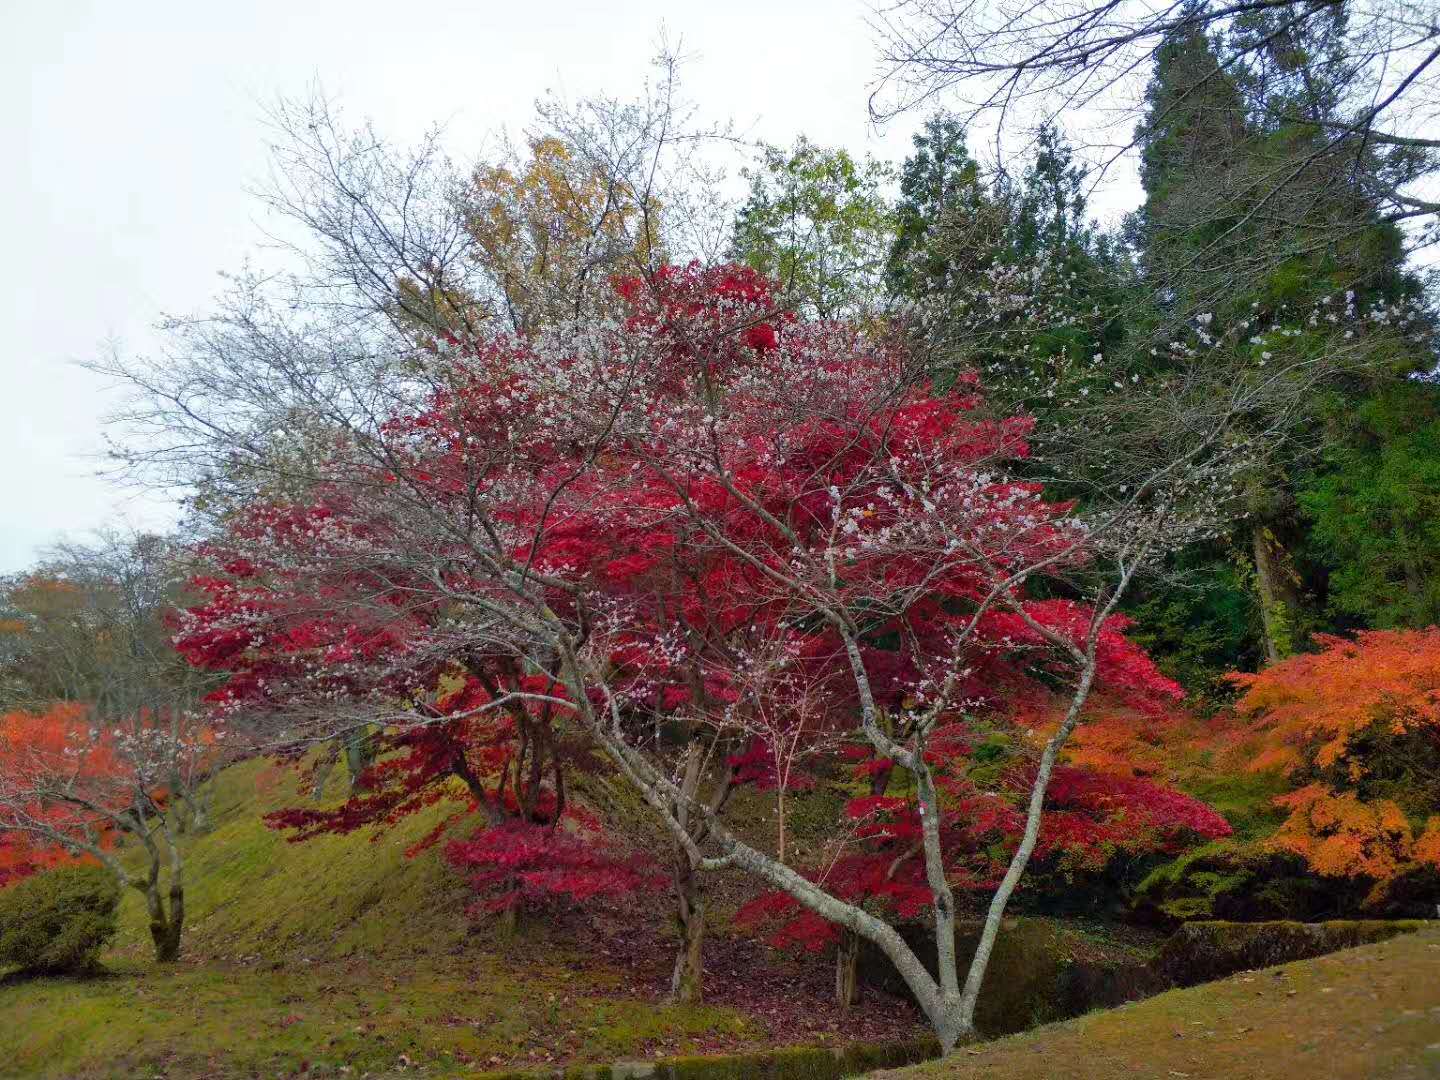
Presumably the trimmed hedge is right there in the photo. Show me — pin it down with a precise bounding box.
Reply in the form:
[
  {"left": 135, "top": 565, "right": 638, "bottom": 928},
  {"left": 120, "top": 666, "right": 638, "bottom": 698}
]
[
  {"left": 1154, "top": 919, "right": 1426, "bottom": 987},
  {"left": 0, "top": 864, "right": 121, "bottom": 975}
]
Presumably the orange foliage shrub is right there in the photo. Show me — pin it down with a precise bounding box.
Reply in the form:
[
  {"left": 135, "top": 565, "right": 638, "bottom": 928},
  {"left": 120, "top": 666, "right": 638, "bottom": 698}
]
[
  {"left": 0, "top": 830, "right": 79, "bottom": 887},
  {"left": 1022, "top": 693, "right": 1204, "bottom": 782},
  {"left": 1230, "top": 629, "right": 1440, "bottom": 892}
]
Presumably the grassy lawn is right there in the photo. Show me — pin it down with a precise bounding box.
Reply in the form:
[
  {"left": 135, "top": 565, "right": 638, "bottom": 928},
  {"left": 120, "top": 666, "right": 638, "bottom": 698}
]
[
  {"left": 0, "top": 759, "right": 765, "bottom": 1079},
  {"left": 875, "top": 922, "right": 1440, "bottom": 1080},
  {"left": 13, "top": 755, "right": 1432, "bottom": 1079},
  {"left": 1, "top": 955, "right": 752, "bottom": 1078}
]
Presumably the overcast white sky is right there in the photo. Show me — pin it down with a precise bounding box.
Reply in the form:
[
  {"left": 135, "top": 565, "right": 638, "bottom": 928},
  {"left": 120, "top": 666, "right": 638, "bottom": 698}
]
[{"left": 2, "top": 0, "right": 1144, "bottom": 574}]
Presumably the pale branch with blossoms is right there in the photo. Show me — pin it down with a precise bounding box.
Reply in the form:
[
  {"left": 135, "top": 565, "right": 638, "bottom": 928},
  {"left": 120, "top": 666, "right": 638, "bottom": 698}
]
[
  {"left": 92, "top": 52, "right": 743, "bottom": 522},
  {"left": 249, "top": 47, "right": 737, "bottom": 343},
  {"left": 117, "top": 257, "right": 1243, "bottom": 1051},
  {"left": 93, "top": 64, "right": 1250, "bottom": 1050}
]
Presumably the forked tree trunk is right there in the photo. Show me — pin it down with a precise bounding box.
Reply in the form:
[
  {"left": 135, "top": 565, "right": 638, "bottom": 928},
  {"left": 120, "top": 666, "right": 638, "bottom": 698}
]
[
  {"left": 138, "top": 831, "right": 185, "bottom": 962},
  {"left": 953, "top": 660, "right": 1099, "bottom": 1042},
  {"left": 145, "top": 879, "right": 184, "bottom": 962},
  {"left": 670, "top": 851, "right": 705, "bottom": 1003},
  {"left": 557, "top": 554, "right": 1138, "bottom": 1055},
  {"left": 665, "top": 737, "right": 710, "bottom": 1003}
]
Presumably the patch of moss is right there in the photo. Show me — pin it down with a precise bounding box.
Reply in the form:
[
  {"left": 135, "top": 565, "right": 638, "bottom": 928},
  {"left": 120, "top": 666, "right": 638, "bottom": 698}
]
[
  {"left": 1136, "top": 840, "right": 1250, "bottom": 920},
  {"left": 1154, "top": 918, "right": 1427, "bottom": 987},
  {"left": 872, "top": 922, "right": 1440, "bottom": 1080},
  {"left": 469, "top": 1037, "right": 939, "bottom": 1079},
  {"left": 1175, "top": 771, "right": 1289, "bottom": 843},
  {"left": 102, "top": 756, "right": 482, "bottom": 965},
  {"left": 0, "top": 757, "right": 765, "bottom": 1079},
  {"left": 1132, "top": 838, "right": 1350, "bottom": 923},
  {"left": 857, "top": 918, "right": 1164, "bottom": 1037}
]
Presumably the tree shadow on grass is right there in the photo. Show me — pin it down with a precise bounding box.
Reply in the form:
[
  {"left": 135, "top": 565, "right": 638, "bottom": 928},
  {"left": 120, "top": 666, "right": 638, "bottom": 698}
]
[{"left": 0, "top": 962, "right": 129, "bottom": 988}]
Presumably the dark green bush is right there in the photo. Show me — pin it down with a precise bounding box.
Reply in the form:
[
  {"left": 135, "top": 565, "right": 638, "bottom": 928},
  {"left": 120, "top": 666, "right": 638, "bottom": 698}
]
[
  {"left": 0, "top": 863, "right": 121, "bottom": 975},
  {"left": 1133, "top": 840, "right": 1371, "bottom": 923}
]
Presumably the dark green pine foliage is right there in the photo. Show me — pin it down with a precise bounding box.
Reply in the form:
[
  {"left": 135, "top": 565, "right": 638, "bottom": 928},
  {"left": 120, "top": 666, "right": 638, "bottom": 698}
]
[
  {"left": 1122, "top": 14, "right": 1438, "bottom": 684},
  {"left": 1120, "top": 23, "right": 1294, "bottom": 681},
  {"left": 1124, "top": 544, "right": 1265, "bottom": 707},
  {"left": 889, "top": 116, "right": 1129, "bottom": 419},
  {"left": 886, "top": 114, "right": 990, "bottom": 299},
  {"left": 1128, "top": 19, "right": 1256, "bottom": 326},
  {"left": 1299, "top": 382, "right": 1440, "bottom": 630},
  {"left": 997, "top": 125, "right": 1133, "bottom": 390}
]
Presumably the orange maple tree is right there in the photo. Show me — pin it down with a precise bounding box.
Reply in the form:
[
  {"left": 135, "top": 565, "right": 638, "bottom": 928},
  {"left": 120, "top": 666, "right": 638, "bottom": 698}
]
[
  {"left": 1229, "top": 629, "right": 1440, "bottom": 892},
  {"left": 0, "top": 699, "right": 216, "bottom": 959},
  {"left": 0, "top": 703, "right": 120, "bottom": 887}
]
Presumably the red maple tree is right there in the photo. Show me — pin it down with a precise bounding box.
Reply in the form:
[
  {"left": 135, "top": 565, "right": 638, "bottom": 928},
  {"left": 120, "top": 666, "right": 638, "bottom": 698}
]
[{"left": 176, "top": 263, "right": 1207, "bottom": 1047}]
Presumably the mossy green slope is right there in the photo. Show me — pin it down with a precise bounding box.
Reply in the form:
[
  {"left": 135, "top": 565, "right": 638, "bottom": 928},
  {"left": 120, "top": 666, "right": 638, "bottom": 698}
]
[
  {"left": 0, "top": 758, "right": 759, "bottom": 1079},
  {"left": 873, "top": 922, "right": 1440, "bottom": 1080},
  {"left": 109, "top": 756, "right": 477, "bottom": 963}
]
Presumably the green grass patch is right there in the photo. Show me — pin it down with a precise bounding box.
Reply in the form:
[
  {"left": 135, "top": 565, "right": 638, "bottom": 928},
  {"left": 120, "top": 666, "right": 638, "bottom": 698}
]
[
  {"left": 0, "top": 758, "right": 761, "bottom": 1079},
  {"left": 875, "top": 921, "right": 1440, "bottom": 1080},
  {"left": 104, "top": 757, "right": 478, "bottom": 964},
  {"left": 1, "top": 955, "right": 752, "bottom": 1079}
]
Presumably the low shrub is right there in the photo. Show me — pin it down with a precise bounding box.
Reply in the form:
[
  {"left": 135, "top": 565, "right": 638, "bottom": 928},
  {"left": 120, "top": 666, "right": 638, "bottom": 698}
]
[
  {"left": 1133, "top": 840, "right": 1372, "bottom": 923},
  {"left": 0, "top": 864, "right": 120, "bottom": 975}
]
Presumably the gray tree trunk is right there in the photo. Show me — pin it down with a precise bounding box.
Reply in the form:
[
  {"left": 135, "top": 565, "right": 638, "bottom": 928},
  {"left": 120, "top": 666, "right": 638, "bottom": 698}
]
[
  {"left": 669, "top": 742, "right": 707, "bottom": 1003},
  {"left": 835, "top": 930, "right": 859, "bottom": 1008},
  {"left": 152, "top": 813, "right": 185, "bottom": 961},
  {"left": 670, "top": 853, "right": 705, "bottom": 1003},
  {"left": 955, "top": 661, "right": 1097, "bottom": 1033}
]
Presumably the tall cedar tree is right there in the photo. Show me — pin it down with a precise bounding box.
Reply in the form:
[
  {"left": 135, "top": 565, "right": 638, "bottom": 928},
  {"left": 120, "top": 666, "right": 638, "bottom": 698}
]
[{"left": 1126, "top": 21, "right": 1437, "bottom": 673}]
